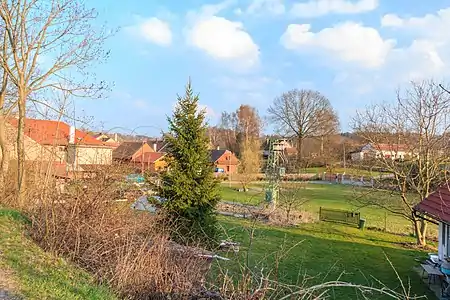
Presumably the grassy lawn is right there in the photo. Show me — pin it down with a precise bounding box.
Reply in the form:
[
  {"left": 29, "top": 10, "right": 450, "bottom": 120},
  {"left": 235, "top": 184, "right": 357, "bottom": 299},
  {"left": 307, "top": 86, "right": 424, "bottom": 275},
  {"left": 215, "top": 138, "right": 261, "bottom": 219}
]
[
  {"left": 215, "top": 216, "right": 434, "bottom": 299},
  {"left": 302, "top": 167, "right": 383, "bottom": 176},
  {"left": 220, "top": 182, "right": 438, "bottom": 236},
  {"left": 0, "top": 209, "right": 117, "bottom": 300}
]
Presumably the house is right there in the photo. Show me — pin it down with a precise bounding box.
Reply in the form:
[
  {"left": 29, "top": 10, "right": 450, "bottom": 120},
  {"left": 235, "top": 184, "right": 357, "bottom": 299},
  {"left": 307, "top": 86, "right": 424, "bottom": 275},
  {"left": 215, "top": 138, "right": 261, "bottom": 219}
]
[
  {"left": 146, "top": 138, "right": 169, "bottom": 153},
  {"left": 210, "top": 149, "right": 239, "bottom": 174},
  {"left": 414, "top": 182, "right": 450, "bottom": 261},
  {"left": 92, "top": 133, "right": 120, "bottom": 148},
  {"left": 262, "top": 139, "right": 296, "bottom": 158},
  {"left": 112, "top": 141, "right": 154, "bottom": 161},
  {"left": 7, "top": 118, "right": 114, "bottom": 176},
  {"left": 133, "top": 152, "right": 167, "bottom": 172},
  {"left": 350, "top": 143, "right": 412, "bottom": 161}
]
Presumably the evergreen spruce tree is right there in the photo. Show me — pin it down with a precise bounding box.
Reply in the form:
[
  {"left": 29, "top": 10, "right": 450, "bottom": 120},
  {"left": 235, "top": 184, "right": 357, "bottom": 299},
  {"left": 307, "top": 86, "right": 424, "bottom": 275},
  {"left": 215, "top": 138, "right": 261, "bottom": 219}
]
[{"left": 158, "top": 80, "right": 220, "bottom": 245}]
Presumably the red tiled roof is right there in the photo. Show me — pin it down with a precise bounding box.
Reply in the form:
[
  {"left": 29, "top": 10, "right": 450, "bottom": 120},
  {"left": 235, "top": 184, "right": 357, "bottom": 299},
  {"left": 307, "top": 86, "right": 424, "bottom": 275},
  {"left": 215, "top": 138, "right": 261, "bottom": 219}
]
[
  {"left": 415, "top": 182, "right": 450, "bottom": 223},
  {"left": 134, "top": 152, "right": 165, "bottom": 163},
  {"left": 8, "top": 118, "right": 109, "bottom": 147}
]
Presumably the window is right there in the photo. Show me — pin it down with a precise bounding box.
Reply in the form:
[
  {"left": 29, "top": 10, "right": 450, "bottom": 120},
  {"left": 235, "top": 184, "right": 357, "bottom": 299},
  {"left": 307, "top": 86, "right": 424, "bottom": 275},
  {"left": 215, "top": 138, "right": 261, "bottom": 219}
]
[{"left": 227, "top": 166, "right": 230, "bottom": 172}]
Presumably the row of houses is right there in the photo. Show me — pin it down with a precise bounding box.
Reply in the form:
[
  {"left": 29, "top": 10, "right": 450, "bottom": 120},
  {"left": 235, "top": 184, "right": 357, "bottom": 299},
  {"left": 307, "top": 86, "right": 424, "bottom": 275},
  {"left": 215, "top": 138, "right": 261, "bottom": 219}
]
[
  {"left": 3, "top": 118, "right": 240, "bottom": 179},
  {"left": 350, "top": 143, "right": 412, "bottom": 161}
]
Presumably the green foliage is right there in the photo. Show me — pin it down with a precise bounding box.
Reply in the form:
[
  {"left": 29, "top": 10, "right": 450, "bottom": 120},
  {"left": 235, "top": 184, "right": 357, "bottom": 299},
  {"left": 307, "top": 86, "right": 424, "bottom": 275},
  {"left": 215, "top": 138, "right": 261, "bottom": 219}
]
[{"left": 157, "top": 80, "right": 220, "bottom": 245}]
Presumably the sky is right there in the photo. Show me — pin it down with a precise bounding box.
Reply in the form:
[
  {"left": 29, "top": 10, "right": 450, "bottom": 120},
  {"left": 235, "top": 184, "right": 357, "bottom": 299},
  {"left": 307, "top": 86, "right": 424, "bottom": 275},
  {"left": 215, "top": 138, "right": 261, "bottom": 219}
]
[{"left": 76, "top": 0, "right": 450, "bottom": 136}]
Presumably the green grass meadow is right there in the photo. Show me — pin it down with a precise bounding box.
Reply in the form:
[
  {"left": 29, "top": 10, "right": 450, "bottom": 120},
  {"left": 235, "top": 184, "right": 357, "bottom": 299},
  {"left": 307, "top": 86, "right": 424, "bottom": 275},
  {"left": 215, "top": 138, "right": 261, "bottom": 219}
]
[
  {"left": 220, "top": 182, "right": 437, "bottom": 236},
  {"left": 0, "top": 209, "right": 117, "bottom": 300},
  {"left": 216, "top": 182, "right": 437, "bottom": 299},
  {"left": 214, "top": 216, "right": 434, "bottom": 299}
]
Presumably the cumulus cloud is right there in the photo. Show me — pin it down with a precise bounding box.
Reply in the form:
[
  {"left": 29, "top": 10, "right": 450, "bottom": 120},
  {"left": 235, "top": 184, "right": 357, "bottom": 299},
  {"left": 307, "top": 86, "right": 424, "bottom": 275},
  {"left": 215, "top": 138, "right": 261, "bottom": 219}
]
[
  {"left": 381, "top": 7, "right": 450, "bottom": 41},
  {"left": 282, "top": 6, "right": 450, "bottom": 93},
  {"left": 379, "top": 7, "right": 450, "bottom": 82},
  {"left": 127, "top": 17, "right": 172, "bottom": 46},
  {"left": 247, "top": 0, "right": 285, "bottom": 15},
  {"left": 291, "top": 0, "right": 378, "bottom": 18},
  {"left": 281, "top": 22, "right": 395, "bottom": 68},
  {"left": 187, "top": 16, "right": 260, "bottom": 70}
]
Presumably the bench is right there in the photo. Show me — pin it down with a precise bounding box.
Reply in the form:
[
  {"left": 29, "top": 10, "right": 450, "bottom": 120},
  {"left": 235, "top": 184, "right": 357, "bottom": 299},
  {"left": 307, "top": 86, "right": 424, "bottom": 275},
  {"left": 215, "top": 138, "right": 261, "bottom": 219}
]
[{"left": 421, "top": 264, "right": 443, "bottom": 285}]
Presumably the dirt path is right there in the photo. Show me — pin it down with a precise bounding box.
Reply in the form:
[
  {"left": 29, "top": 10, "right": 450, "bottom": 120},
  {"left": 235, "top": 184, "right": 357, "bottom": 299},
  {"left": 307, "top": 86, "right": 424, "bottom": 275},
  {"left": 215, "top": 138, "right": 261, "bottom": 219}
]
[{"left": 0, "top": 254, "right": 21, "bottom": 300}]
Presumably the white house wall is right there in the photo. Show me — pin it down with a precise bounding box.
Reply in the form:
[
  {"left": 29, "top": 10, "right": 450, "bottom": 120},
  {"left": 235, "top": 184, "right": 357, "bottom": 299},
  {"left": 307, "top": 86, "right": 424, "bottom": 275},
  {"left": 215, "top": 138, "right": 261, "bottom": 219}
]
[
  {"left": 438, "top": 222, "right": 450, "bottom": 261},
  {"left": 350, "top": 148, "right": 410, "bottom": 161}
]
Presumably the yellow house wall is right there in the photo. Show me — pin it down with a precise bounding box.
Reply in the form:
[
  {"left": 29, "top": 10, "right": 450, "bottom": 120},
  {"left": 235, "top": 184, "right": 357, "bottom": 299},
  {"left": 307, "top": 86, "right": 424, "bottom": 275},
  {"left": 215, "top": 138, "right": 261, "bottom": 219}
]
[{"left": 76, "top": 146, "right": 113, "bottom": 165}]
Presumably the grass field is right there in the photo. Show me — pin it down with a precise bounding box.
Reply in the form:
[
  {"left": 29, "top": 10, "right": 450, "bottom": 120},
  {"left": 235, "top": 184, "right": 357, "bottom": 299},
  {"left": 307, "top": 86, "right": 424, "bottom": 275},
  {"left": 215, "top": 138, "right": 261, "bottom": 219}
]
[
  {"left": 220, "top": 182, "right": 438, "bottom": 236},
  {"left": 214, "top": 216, "right": 434, "bottom": 299},
  {"left": 302, "top": 167, "right": 382, "bottom": 176},
  {"left": 0, "top": 209, "right": 117, "bottom": 300}
]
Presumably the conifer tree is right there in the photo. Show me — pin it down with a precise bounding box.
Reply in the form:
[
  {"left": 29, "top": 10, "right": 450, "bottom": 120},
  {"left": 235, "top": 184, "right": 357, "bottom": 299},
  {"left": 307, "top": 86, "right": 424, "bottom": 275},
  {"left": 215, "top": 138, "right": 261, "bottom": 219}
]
[{"left": 158, "top": 80, "right": 220, "bottom": 245}]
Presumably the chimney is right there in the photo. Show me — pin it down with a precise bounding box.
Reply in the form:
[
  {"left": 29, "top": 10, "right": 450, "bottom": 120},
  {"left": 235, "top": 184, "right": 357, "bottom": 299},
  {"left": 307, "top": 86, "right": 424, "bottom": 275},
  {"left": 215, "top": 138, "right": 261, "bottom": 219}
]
[
  {"left": 69, "top": 126, "right": 76, "bottom": 144},
  {"left": 153, "top": 142, "right": 157, "bottom": 152},
  {"left": 114, "top": 133, "right": 118, "bottom": 142}
]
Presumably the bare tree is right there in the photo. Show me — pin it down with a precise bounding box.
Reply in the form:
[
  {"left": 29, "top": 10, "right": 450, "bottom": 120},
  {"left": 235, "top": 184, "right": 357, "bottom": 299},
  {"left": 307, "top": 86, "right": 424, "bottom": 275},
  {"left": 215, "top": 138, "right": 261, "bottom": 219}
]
[
  {"left": 219, "top": 112, "right": 239, "bottom": 154},
  {"left": 316, "top": 109, "right": 340, "bottom": 156},
  {"left": 235, "top": 105, "right": 261, "bottom": 147},
  {"left": 0, "top": 0, "right": 110, "bottom": 202},
  {"left": 230, "top": 105, "right": 262, "bottom": 190},
  {"left": 352, "top": 80, "right": 450, "bottom": 246},
  {"left": 278, "top": 182, "right": 308, "bottom": 223},
  {"left": 268, "top": 89, "right": 338, "bottom": 169}
]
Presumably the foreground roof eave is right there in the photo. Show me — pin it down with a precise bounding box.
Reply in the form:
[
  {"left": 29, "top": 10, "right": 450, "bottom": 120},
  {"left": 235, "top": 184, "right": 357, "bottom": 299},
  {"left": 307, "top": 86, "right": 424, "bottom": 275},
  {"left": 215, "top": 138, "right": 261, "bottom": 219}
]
[{"left": 414, "top": 182, "right": 450, "bottom": 224}]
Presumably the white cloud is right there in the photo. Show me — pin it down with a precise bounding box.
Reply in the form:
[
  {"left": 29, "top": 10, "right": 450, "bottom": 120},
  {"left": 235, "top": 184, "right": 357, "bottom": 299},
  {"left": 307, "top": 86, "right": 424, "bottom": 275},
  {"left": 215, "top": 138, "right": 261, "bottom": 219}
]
[
  {"left": 128, "top": 17, "right": 172, "bottom": 46},
  {"left": 281, "top": 22, "right": 395, "bottom": 68},
  {"left": 199, "top": 104, "right": 217, "bottom": 119},
  {"left": 187, "top": 0, "right": 236, "bottom": 20},
  {"left": 381, "top": 8, "right": 450, "bottom": 41},
  {"left": 247, "top": 0, "right": 285, "bottom": 15},
  {"left": 187, "top": 16, "right": 260, "bottom": 69},
  {"left": 379, "top": 7, "right": 450, "bottom": 82},
  {"left": 322, "top": 7, "right": 450, "bottom": 94},
  {"left": 291, "top": 0, "right": 378, "bottom": 18},
  {"left": 380, "top": 14, "right": 403, "bottom": 27}
]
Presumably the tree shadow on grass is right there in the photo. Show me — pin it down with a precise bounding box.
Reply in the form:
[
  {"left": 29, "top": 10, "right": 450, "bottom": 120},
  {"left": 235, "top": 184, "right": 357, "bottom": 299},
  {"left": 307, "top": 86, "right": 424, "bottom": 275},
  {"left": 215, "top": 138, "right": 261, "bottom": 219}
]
[{"left": 217, "top": 217, "right": 433, "bottom": 300}]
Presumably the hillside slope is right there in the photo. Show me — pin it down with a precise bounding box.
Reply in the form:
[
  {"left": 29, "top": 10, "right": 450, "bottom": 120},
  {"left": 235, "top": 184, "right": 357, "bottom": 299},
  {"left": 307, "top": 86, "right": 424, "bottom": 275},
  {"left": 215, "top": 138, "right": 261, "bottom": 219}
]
[{"left": 0, "top": 209, "right": 117, "bottom": 300}]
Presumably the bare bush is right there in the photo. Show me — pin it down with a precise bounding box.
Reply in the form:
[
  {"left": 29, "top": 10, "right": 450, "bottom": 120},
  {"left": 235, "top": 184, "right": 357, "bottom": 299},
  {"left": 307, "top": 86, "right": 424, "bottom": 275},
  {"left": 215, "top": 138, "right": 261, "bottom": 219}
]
[{"left": 26, "top": 164, "right": 211, "bottom": 299}]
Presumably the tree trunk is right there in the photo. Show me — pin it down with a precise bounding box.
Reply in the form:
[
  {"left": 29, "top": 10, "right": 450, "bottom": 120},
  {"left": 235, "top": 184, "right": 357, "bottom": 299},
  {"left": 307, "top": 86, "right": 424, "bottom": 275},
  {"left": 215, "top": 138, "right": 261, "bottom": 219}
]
[
  {"left": 413, "top": 216, "right": 427, "bottom": 246},
  {"left": 296, "top": 135, "right": 303, "bottom": 171},
  {"left": 320, "top": 136, "right": 324, "bottom": 156},
  {"left": 0, "top": 115, "right": 10, "bottom": 193},
  {"left": 16, "top": 95, "right": 26, "bottom": 205}
]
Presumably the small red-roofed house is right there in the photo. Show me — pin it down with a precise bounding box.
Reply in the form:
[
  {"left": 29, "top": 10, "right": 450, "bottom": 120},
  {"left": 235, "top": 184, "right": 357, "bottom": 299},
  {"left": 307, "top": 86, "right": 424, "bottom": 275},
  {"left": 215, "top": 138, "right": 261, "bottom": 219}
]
[
  {"left": 133, "top": 152, "right": 168, "bottom": 173},
  {"left": 6, "top": 118, "right": 115, "bottom": 177},
  {"left": 414, "top": 182, "right": 450, "bottom": 260}
]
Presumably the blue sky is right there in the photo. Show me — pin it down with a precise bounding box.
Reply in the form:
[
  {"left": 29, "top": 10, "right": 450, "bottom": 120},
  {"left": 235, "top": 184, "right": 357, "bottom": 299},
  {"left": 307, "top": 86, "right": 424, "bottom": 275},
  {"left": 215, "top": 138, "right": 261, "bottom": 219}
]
[{"left": 76, "top": 0, "right": 450, "bottom": 136}]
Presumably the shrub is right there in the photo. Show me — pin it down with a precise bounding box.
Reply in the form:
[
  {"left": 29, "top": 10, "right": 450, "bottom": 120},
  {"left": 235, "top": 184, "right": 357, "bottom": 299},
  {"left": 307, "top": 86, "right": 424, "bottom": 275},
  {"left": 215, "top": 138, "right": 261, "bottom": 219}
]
[{"left": 27, "top": 166, "right": 211, "bottom": 299}]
